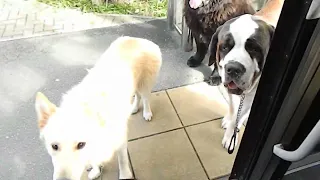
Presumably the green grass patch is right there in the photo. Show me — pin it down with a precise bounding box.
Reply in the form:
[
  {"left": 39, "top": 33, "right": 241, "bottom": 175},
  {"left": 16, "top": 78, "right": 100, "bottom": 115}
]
[{"left": 37, "top": 0, "right": 168, "bottom": 17}]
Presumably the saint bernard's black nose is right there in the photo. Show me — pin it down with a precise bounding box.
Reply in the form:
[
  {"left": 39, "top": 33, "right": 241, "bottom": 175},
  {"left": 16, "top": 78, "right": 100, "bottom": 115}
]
[{"left": 225, "top": 61, "right": 246, "bottom": 78}]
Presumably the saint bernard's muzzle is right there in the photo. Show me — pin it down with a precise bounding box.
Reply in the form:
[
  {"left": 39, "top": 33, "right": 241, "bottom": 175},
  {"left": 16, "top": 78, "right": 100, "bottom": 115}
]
[{"left": 208, "top": 14, "right": 275, "bottom": 95}]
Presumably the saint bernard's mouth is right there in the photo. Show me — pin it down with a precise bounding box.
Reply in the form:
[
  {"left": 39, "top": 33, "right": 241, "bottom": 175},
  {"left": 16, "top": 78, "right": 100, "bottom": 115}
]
[
  {"left": 226, "top": 81, "right": 238, "bottom": 90},
  {"left": 224, "top": 81, "right": 243, "bottom": 95}
]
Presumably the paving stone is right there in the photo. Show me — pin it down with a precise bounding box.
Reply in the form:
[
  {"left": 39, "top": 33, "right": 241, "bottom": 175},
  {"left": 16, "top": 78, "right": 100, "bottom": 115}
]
[
  {"left": 0, "top": 28, "right": 4, "bottom": 37},
  {"left": 11, "top": 33, "right": 23, "bottom": 39},
  {"left": 0, "top": 10, "right": 9, "bottom": 21},
  {"left": 44, "top": 18, "right": 54, "bottom": 26},
  {"left": 167, "top": 82, "right": 228, "bottom": 126},
  {"left": 128, "top": 91, "right": 182, "bottom": 140},
  {"left": 0, "top": 0, "right": 154, "bottom": 40},
  {"left": 33, "top": 23, "right": 44, "bottom": 33},
  {"left": 129, "top": 129, "right": 208, "bottom": 180},
  {"left": 36, "top": 30, "right": 55, "bottom": 36},
  {"left": 8, "top": 9, "right": 19, "bottom": 19},
  {"left": 186, "top": 121, "right": 244, "bottom": 179},
  {"left": 44, "top": 24, "right": 54, "bottom": 31},
  {"left": 15, "top": 18, "right": 26, "bottom": 26},
  {"left": 2, "top": 24, "right": 15, "bottom": 37},
  {"left": 1, "top": 19, "right": 16, "bottom": 25},
  {"left": 23, "top": 28, "right": 34, "bottom": 36},
  {"left": 12, "top": 29, "right": 23, "bottom": 35}
]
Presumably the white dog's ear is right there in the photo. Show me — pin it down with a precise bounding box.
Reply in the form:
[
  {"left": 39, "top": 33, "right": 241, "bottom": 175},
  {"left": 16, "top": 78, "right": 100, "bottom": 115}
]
[{"left": 35, "top": 92, "right": 57, "bottom": 129}]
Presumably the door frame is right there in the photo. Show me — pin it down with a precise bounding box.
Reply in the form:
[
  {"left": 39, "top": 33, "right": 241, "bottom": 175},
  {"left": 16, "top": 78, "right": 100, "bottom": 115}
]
[{"left": 253, "top": 26, "right": 320, "bottom": 180}]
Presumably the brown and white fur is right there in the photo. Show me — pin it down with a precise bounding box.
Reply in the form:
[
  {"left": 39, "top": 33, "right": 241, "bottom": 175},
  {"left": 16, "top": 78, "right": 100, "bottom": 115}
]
[
  {"left": 207, "top": 0, "right": 284, "bottom": 152},
  {"left": 35, "top": 36, "right": 162, "bottom": 180}
]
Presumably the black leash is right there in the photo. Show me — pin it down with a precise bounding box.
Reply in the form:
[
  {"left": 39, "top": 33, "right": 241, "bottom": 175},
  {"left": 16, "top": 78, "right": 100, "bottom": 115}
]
[{"left": 228, "top": 94, "right": 245, "bottom": 154}]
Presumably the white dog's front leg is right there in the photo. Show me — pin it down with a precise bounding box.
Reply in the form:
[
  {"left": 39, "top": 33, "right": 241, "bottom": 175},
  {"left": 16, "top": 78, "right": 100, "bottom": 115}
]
[
  {"left": 118, "top": 142, "right": 134, "bottom": 180},
  {"left": 222, "top": 119, "right": 238, "bottom": 151},
  {"left": 221, "top": 113, "right": 232, "bottom": 129},
  {"left": 131, "top": 93, "right": 141, "bottom": 114},
  {"left": 222, "top": 93, "right": 235, "bottom": 129},
  {"left": 222, "top": 94, "right": 239, "bottom": 151},
  {"left": 222, "top": 95, "right": 252, "bottom": 151},
  {"left": 141, "top": 92, "right": 152, "bottom": 121}
]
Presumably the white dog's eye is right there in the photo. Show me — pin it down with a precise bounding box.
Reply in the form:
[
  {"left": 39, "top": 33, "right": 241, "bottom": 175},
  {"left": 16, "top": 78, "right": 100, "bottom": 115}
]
[
  {"left": 76, "top": 142, "right": 86, "bottom": 150},
  {"left": 51, "top": 144, "right": 59, "bottom": 151}
]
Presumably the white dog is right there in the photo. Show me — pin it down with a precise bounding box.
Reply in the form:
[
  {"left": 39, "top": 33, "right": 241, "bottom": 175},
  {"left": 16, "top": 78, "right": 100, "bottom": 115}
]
[{"left": 35, "top": 36, "right": 162, "bottom": 180}]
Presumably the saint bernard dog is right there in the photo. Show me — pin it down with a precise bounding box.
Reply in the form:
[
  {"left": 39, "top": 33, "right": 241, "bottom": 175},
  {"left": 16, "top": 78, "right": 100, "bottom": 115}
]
[{"left": 207, "top": 14, "right": 275, "bottom": 151}]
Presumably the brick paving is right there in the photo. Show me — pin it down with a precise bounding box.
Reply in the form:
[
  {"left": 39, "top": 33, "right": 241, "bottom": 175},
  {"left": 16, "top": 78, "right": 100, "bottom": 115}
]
[{"left": 0, "top": 0, "right": 156, "bottom": 41}]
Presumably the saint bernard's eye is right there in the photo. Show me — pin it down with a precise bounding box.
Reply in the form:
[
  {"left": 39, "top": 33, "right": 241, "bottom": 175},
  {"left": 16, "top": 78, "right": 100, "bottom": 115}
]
[
  {"left": 220, "top": 44, "right": 229, "bottom": 51},
  {"left": 245, "top": 40, "right": 261, "bottom": 53}
]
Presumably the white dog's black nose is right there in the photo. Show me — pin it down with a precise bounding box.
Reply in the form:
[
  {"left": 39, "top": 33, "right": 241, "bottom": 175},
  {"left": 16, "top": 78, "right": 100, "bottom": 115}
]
[{"left": 225, "top": 61, "right": 246, "bottom": 78}]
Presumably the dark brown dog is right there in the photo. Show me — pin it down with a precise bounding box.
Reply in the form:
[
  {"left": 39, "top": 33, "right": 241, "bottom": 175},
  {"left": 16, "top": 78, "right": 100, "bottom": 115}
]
[{"left": 184, "top": 0, "right": 255, "bottom": 85}]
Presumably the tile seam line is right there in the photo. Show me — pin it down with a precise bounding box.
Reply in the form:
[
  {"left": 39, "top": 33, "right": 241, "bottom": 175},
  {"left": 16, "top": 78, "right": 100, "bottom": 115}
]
[
  {"left": 127, "top": 150, "right": 136, "bottom": 179},
  {"left": 165, "top": 90, "right": 211, "bottom": 180},
  {"left": 128, "top": 127, "right": 184, "bottom": 142},
  {"left": 152, "top": 80, "right": 207, "bottom": 93},
  {"left": 128, "top": 117, "right": 223, "bottom": 142}
]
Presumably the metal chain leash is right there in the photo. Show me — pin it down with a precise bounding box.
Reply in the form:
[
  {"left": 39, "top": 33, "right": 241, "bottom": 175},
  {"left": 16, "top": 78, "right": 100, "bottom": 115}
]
[{"left": 228, "top": 94, "right": 246, "bottom": 154}]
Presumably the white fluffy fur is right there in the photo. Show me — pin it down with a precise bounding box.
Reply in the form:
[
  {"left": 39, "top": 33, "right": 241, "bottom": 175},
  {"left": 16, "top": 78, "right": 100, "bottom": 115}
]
[{"left": 35, "top": 36, "right": 162, "bottom": 180}]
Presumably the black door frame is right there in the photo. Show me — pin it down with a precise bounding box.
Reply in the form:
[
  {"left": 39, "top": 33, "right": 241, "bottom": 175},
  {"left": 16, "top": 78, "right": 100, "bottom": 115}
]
[
  {"left": 251, "top": 10, "right": 320, "bottom": 180},
  {"left": 229, "top": 0, "right": 318, "bottom": 179},
  {"left": 253, "top": 23, "right": 320, "bottom": 180}
]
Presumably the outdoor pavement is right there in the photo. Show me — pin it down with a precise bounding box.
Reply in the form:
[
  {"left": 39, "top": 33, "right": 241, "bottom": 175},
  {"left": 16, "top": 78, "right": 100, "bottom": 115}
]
[{"left": 0, "top": 0, "right": 156, "bottom": 41}]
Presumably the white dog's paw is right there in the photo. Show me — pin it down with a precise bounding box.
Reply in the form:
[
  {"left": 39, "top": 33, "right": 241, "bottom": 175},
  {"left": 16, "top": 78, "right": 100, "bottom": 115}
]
[
  {"left": 143, "top": 111, "right": 152, "bottom": 121},
  {"left": 88, "top": 166, "right": 102, "bottom": 180},
  {"left": 119, "top": 168, "right": 134, "bottom": 180},
  {"left": 131, "top": 105, "right": 139, "bottom": 114},
  {"left": 221, "top": 117, "right": 231, "bottom": 129},
  {"left": 222, "top": 130, "right": 238, "bottom": 151}
]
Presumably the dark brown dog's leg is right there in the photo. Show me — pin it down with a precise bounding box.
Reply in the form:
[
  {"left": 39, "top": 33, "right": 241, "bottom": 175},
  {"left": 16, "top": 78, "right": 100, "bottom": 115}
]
[{"left": 187, "top": 32, "right": 207, "bottom": 67}]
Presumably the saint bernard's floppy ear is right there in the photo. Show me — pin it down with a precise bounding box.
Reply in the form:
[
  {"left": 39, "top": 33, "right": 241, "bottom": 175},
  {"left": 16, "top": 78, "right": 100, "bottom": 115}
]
[
  {"left": 253, "top": 15, "right": 276, "bottom": 44},
  {"left": 35, "top": 92, "right": 57, "bottom": 129},
  {"left": 208, "top": 26, "right": 222, "bottom": 66},
  {"left": 267, "top": 24, "right": 275, "bottom": 42}
]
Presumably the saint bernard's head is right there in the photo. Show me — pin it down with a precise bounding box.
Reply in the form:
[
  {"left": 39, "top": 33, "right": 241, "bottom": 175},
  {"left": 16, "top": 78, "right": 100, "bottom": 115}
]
[{"left": 208, "top": 14, "right": 275, "bottom": 95}]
